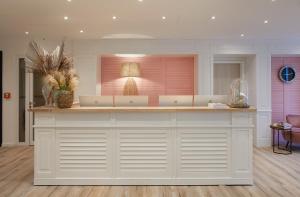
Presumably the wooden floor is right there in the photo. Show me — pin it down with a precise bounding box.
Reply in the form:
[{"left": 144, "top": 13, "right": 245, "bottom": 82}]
[{"left": 1, "top": 146, "right": 300, "bottom": 197}]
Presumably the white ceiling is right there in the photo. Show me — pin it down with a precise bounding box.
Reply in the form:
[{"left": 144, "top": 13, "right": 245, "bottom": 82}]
[{"left": 0, "top": 0, "right": 300, "bottom": 39}]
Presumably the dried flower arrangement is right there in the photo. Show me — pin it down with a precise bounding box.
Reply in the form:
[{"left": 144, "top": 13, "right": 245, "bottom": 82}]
[
  {"left": 44, "top": 69, "right": 79, "bottom": 92},
  {"left": 26, "top": 41, "right": 73, "bottom": 75},
  {"left": 26, "top": 41, "right": 79, "bottom": 107}
]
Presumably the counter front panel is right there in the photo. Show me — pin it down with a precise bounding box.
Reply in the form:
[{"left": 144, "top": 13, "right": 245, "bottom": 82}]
[{"left": 33, "top": 107, "right": 255, "bottom": 185}]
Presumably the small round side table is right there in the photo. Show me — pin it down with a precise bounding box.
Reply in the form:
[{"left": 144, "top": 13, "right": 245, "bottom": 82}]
[{"left": 270, "top": 124, "right": 292, "bottom": 154}]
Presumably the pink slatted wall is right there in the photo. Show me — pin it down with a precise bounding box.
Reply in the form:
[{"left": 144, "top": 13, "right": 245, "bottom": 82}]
[
  {"left": 100, "top": 56, "right": 196, "bottom": 106},
  {"left": 272, "top": 57, "right": 300, "bottom": 122}
]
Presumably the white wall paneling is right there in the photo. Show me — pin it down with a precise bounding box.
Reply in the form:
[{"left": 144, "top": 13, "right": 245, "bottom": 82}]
[{"left": 256, "top": 110, "right": 272, "bottom": 147}]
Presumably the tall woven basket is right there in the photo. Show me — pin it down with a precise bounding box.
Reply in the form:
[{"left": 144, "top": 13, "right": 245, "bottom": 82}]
[{"left": 55, "top": 90, "right": 74, "bottom": 108}]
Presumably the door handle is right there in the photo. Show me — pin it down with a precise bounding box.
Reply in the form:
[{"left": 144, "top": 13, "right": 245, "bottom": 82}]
[{"left": 29, "top": 101, "right": 33, "bottom": 109}]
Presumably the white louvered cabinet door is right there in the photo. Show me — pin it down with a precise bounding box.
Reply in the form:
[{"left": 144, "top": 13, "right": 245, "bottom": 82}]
[
  {"left": 116, "top": 128, "right": 173, "bottom": 178},
  {"left": 177, "top": 128, "right": 231, "bottom": 178},
  {"left": 55, "top": 128, "right": 112, "bottom": 178}
]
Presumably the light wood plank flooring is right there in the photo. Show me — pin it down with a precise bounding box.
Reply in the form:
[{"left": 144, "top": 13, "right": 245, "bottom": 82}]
[{"left": 0, "top": 146, "right": 300, "bottom": 197}]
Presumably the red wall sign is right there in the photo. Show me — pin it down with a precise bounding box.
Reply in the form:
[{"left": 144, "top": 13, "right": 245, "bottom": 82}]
[{"left": 3, "top": 92, "right": 11, "bottom": 99}]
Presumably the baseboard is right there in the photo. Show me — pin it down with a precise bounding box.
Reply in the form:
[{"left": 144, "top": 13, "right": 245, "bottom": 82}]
[
  {"left": 256, "top": 138, "right": 272, "bottom": 147},
  {"left": 1, "top": 143, "right": 16, "bottom": 147},
  {"left": 1, "top": 143, "right": 29, "bottom": 147},
  {"left": 34, "top": 178, "right": 253, "bottom": 186}
]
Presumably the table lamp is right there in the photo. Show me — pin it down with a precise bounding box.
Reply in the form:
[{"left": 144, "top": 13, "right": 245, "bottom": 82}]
[{"left": 120, "top": 62, "right": 140, "bottom": 95}]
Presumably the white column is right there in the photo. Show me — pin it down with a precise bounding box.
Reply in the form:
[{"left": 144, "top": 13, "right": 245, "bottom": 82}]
[
  {"left": 73, "top": 55, "right": 98, "bottom": 100},
  {"left": 255, "top": 50, "right": 272, "bottom": 147}
]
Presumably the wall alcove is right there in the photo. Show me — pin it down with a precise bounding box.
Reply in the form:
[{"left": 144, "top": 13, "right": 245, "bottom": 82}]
[{"left": 99, "top": 55, "right": 198, "bottom": 106}]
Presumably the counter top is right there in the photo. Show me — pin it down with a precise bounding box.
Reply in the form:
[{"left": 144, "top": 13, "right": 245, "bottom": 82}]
[{"left": 29, "top": 105, "right": 256, "bottom": 113}]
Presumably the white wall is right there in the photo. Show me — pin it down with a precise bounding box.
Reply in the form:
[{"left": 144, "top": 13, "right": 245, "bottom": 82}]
[{"left": 2, "top": 37, "right": 300, "bottom": 146}]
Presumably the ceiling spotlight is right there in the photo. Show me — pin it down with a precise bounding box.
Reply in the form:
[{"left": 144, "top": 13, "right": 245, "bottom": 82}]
[
  {"left": 64, "top": 16, "right": 69, "bottom": 20},
  {"left": 211, "top": 16, "right": 216, "bottom": 20},
  {"left": 80, "top": 30, "right": 84, "bottom": 33},
  {"left": 67, "top": 0, "right": 72, "bottom": 2},
  {"left": 138, "top": 0, "right": 143, "bottom": 2},
  {"left": 162, "top": 16, "right": 166, "bottom": 20},
  {"left": 112, "top": 16, "right": 117, "bottom": 20},
  {"left": 264, "top": 20, "right": 269, "bottom": 24},
  {"left": 25, "top": 31, "right": 29, "bottom": 35},
  {"left": 240, "top": 34, "right": 245, "bottom": 37}
]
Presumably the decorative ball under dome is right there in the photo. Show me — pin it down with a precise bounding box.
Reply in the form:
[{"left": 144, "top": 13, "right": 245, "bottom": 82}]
[{"left": 229, "top": 79, "right": 250, "bottom": 108}]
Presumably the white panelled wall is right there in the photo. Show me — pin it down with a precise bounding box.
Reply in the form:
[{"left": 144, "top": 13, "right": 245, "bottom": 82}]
[{"left": 2, "top": 37, "right": 300, "bottom": 147}]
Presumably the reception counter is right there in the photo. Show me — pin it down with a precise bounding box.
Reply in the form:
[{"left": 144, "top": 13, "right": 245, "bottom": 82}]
[{"left": 31, "top": 106, "right": 255, "bottom": 185}]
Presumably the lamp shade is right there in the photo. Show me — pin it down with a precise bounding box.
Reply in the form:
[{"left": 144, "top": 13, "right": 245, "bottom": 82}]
[{"left": 120, "top": 62, "right": 141, "bottom": 77}]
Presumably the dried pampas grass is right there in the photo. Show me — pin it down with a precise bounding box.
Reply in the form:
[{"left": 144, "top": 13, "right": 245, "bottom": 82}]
[
  {"left": 26, "top": 40, "right": 73, "bottom": 75},
  {"left": 44, "top": 69, "right": 79, "bottom": 92},
  {"left": 26, "top": 40, "right": 79, "bottom": 92}
]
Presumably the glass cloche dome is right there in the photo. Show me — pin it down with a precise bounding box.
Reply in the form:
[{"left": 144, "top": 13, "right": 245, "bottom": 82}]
[{"left": 229, "top": 79, "right": 249, "bottom": 108}]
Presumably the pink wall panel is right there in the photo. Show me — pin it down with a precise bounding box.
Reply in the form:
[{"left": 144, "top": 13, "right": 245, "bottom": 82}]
[
  {"left": 100, "top": 56, "right": 195, "bottom": 106},
  {"left": 272, "top": 57, "right": 300, "bottom": 123}
]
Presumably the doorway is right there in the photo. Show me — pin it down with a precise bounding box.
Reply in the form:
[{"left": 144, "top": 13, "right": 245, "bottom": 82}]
[
  {"left": 213, "top": 61, "right": 244, "bottom": 95},
  {"left": 19, "top": 58, "right": 26, "bottom": 143},
  {"left": 25, "top": 63, "right": 45, "bottom": 145}
]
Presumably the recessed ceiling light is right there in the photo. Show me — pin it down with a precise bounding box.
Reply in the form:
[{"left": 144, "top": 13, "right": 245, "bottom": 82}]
[
  {"left": 112, "top": 16, "right": 117, "bottom": 20},
  {"left": 64, "top": 16, "right": 69, "bottom": 20},
  {"left": 264, "top": 20, "right": 269, "bottom": 24},
  {"left": 80, "top": 30, "right": 84, "bottom": 33},
  {"left": 115, "top": 54, "right": 146, "bottom": 58},
  {"left": 271, "top": 0, "right": 276, "bottom": 2},
  {"left": 162, "top": 16, "right": 166, "bottom": 20},
  {"left": 211, "top": 16, "right": 216, "bottom": 20},
  {"left": 240, "top": 34, "right": 245, "bottom": 37},
  {"left": 138, "top": 0, "right": 143, "bottom": 2},
  {"left": 67, "top": 0, "right": 72, "bottom": 2},
  {"left": 25, "top": 31, "right": 29, "bottom": 35}
]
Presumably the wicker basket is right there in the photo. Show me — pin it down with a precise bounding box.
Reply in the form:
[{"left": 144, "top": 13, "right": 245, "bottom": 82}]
[{"left": 55, "top": 90, "right": 74, "bottom": 108}]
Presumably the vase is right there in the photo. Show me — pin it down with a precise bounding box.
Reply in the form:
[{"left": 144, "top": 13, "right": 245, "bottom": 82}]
[
  {"left": 55, "top": 90, "right": 74, "bottom": 108},
  {"left": 42, "top": 84, "right": 54, "bottom": 107}
]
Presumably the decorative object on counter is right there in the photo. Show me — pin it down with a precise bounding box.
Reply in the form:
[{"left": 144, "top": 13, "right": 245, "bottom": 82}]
[
  {"left": 25, "top": 40, "right": 77, "bottom": 106},
  {"left": 55, "top": 90, "right": 74, "bottom": 108},
  {"left": 120, "top": 62, "right": 140, "bottom": 95},
  {"left": 46, "top": 70, "right": 79, "bottom": 108},
  {"left": 208, "top": 103, "right": 229, "bottom": 109},
  {"left": 229, "top": 79, "right": 249, "bottom": 108},
  {"left": 279, "top": 65, "right": 296, "bottom": 83},
  {"left": 41, "top": 84, "right": 54, "bottom": 106}
]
